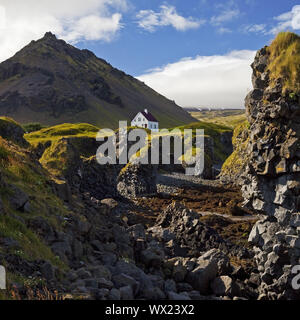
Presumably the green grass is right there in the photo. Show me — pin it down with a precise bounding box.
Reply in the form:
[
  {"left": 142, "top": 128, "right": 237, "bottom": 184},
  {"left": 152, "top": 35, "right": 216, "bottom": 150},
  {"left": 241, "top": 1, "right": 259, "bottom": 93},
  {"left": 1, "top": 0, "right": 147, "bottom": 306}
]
[
  {"left": 267, "top": 32, "right": 300, "bottom": 95},
  {"left": 25, "top": 123, "right": 100, "bottom": 144},
  {"left": 190, "top": 112, "right": 246, "bottom": 129},
  {"left": 0, "top": 117, "right": 20, "bottom": 127},
  {"left": 0, "top": 138, "right": 70, "bottom": 272},
  {"left": 176, "top": 121, "right": 232, "bottom": 136},
  {"left": 0, "top": 144, "right": 10, "bottom": 164},
  {"left": 0, "top": 214, "right": 65, "bottom": 269}
]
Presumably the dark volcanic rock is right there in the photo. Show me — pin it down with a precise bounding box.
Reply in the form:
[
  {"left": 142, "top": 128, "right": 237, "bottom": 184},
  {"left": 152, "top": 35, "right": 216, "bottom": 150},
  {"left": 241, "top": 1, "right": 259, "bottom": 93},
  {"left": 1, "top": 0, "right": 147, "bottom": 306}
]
[
  {"left": 117, "top": 163, "right": 158, "bottom": 199},
  {"left": 80, "top": 156, "right": 121, "bottom": 200},
  {"left": 0, "top": 117, "right": 29, "bottom": 147},
  {"left": 241, "top": 39, "right": 300, "bottom": 299},
  {"left": 149, "top": 202, "right": 226, "bottom": 257}
]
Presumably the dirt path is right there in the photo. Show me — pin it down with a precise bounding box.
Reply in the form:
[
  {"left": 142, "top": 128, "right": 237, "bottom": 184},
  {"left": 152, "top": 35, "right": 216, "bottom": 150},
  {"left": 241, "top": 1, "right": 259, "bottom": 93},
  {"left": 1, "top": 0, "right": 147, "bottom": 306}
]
[
  {"left": 127, "top": 172, "right": 259, "bottom": 225},
  {"left": 198, "top": 211, "right": 258, "bottom": 223},
  {"left": 124, "top": 172, "right": 258, "bottom": 248}
]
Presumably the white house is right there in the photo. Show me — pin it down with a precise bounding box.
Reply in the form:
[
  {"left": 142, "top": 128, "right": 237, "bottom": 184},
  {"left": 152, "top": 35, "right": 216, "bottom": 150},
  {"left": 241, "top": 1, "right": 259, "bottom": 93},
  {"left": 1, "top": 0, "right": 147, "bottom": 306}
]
[{"left": 131, "top": 109, "right": 159, "bottom": 132}]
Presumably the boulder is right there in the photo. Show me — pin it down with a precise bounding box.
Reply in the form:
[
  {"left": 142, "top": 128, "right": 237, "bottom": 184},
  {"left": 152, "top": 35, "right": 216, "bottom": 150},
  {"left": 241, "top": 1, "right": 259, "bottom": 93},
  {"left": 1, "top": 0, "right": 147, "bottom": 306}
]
[
  {"left": 120, "top": 285, "right": 134, "bottom": 300},
  {"left": 0, "top": 117, "right": 29, "bottom": 147},
  {"left": 40, "top": 262, "right": 55, "bottom": 281},
  {"left": 140, "top": 242, "right": 165, "bottom": 268},
  {"left": 108, "top": 288, "right": 121, "bottom": 300},
  {"left": 200, "top": 249, "right": 233, "bottom": 276},
  {"left": 112, "top": 273, "right": 140, "bottom": 295},
  {"left": 117, "top": 163, "right": 157, "bottom": 199},
  {"left": 210, "top": 276, "right": 240, "bottom": 297},
  {"left": 152, "top": 202, "right": 225, "bottom": 257},
  {"left": 8, "top": 185, "right": 29, "bottom": 211},
  {"left": 186, "top": 258, "right": 218, "bottom": 294}
]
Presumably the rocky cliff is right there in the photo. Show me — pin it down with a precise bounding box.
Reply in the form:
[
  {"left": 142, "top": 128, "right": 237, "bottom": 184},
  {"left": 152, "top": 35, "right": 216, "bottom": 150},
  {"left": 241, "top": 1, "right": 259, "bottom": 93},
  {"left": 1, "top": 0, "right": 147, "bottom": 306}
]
[{"left": 240, "top": 32, "right": 300, "bottom": 299}]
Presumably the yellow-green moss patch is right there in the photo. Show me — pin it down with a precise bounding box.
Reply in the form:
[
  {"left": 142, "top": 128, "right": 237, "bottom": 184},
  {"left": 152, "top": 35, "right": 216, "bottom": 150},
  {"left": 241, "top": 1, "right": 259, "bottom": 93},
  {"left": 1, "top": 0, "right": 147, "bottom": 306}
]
[{"left": 267, "top": 32, "right": 300, "bottom": 95}]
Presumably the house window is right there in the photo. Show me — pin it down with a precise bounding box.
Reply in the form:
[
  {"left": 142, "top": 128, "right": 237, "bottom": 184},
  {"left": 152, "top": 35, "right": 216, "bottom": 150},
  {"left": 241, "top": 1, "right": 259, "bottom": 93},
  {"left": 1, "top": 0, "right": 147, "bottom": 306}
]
[{"left": 138, "top": 118, "right": 141, "bottom": 121}]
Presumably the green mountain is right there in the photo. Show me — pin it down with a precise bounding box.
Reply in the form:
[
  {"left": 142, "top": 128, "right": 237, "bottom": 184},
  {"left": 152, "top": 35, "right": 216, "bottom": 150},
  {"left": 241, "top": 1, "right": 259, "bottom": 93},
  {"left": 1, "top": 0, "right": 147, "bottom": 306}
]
[{"left": 0, "top": 32, "right": 195, "bottom": 128}]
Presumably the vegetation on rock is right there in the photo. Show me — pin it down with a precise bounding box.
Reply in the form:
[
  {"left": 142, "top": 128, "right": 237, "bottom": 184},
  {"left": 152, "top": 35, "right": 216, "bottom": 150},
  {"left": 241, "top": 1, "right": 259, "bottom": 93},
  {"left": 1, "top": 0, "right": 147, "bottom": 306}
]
[
  {"left": 267, "top": 32, "right": 300, "bottom": 95},
  {"left": 220, "top": 120, "right": 250, "bottom": 182}
]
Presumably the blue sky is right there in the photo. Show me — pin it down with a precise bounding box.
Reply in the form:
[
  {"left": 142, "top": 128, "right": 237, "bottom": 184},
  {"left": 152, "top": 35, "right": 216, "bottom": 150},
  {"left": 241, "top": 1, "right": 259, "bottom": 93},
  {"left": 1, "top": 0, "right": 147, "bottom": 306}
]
[
  {"left": 76, "top": 0, "right": 300, "bottom": 76},
  {"left": 0, "top": 0, "right": 299, "bottom": 108}
]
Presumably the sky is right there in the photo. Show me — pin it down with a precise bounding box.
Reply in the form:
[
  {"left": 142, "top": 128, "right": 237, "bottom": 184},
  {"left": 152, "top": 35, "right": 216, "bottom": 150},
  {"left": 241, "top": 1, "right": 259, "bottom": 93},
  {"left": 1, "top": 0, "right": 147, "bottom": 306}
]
[{"left": 0, "top": 1, "right": 299, "bottom": 108}]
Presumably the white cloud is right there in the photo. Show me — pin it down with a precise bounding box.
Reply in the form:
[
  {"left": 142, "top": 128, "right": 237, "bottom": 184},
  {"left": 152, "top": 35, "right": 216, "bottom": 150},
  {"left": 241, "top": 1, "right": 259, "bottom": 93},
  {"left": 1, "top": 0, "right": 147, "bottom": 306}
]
[
  {"left": 136, "top": 5, "right": 204, "bottom": 32},
  {"left": 270, "top": 5, "right": 300, "bottom": 34},
  {"left": 217, "top": 27, "right": 232, "bottom": 34},
  {"left": 211, "top": 9, "right": 240, "bottom": 26},
  {"left": 0, "top": 0, "right": 127, "bottom": 62},
  {"left": 61, "top": 14, "right": 123, "bottom": 42},
  {"left": 137, "top": 50, "right": 256, "bottom": 108},
  {"left": 243, "top": 24, "right": 266, "bottom": 34}
]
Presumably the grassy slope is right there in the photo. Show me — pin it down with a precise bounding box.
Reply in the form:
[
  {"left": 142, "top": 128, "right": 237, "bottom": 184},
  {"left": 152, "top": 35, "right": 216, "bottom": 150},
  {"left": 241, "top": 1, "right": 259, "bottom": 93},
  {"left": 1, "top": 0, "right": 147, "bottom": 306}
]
[
  {"left": 0, "top": 137, "right": 69, "bottom": 269},
  {"left": 267, "top": 32, "right": 300, "bottom": 95},
  {"left": 25, "top": 123, "right": 100, "bottom": 144},
  {"left": 25, "top": 123, "right": 100, "bottom": 177}
]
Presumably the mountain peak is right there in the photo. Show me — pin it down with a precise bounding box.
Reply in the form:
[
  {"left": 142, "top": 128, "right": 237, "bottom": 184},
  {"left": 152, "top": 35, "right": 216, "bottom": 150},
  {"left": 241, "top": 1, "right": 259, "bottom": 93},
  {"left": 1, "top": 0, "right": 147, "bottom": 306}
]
[
  {"left": 0, "top": 34, "right": 194, "bottom": 128},
  {"left": 43, "top": 31, "right": 57, "bottom": 40}
]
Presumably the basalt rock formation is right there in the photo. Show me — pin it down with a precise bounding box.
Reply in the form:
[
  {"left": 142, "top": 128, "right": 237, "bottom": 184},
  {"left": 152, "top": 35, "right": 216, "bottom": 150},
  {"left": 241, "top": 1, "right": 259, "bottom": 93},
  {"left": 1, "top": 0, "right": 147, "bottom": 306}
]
[
  {"left": 117, "top": 163, "right": 158, "bottom": 199},
  {"left": 242, "top": 36, "right": 300, "bottom": 216},
  {"left": 241, "top": 32, "right": 300, "bottom": 299}
]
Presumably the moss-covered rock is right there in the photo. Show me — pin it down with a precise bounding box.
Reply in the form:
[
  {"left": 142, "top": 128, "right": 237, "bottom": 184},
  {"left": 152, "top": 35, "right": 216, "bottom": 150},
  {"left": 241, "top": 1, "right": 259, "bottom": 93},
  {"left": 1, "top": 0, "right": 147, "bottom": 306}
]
[
  {"left": 220, "top": 120, "right": 250, "bottom": 184},
  {"left": 267, "top": 32, "right": 300, "bottom": 96},
  {"left": 0, "top": 117, "right": 29, "bottom": 148}
]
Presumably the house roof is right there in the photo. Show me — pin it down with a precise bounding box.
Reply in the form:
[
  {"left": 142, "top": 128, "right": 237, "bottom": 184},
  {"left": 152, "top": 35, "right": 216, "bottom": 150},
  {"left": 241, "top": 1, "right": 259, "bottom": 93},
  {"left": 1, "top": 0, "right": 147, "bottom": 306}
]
[{"left": 141, "top": 111, "right": 158, "bottom": 122}]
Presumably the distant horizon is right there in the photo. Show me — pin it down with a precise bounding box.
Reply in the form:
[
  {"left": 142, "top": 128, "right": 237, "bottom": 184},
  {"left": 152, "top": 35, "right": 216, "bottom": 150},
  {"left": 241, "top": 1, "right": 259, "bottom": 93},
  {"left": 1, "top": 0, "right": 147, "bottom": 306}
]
[{"left": 182, "top": 106, "right": 245, "bottom": 110}]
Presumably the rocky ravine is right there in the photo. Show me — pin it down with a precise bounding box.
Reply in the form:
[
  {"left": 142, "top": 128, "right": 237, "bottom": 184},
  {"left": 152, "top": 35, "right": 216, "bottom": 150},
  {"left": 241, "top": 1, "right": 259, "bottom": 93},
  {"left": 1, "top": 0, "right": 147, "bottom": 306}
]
[
  {"left": 0, "top": 117, "right": 260, "bottom": 300},
  {"left": 1, "top": 32, "right": 300, "bottom": 301}
]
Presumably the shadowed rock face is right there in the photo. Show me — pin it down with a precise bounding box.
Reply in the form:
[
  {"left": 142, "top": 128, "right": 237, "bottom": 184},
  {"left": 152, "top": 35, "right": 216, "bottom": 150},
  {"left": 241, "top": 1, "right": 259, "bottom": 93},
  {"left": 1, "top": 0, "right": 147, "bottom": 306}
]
[
  {"left": 242, "top": 46, "right": 300, "bottom": 217},
  {"left": 0, "top": 117, "right": 29, "bottom": 148},
  {"left": 117, "top": 163, "right": 158, "bottom": 199},
  {"left": 242, "top": 40, "right": 300, "bottom": 300}
]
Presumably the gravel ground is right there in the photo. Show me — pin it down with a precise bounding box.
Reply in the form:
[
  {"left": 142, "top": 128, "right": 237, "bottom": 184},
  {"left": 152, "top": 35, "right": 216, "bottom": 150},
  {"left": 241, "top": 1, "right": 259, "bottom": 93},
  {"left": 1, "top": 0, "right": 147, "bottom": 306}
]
[{"left": 157, "top": 172, "right": 222, "bottom": 194}]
